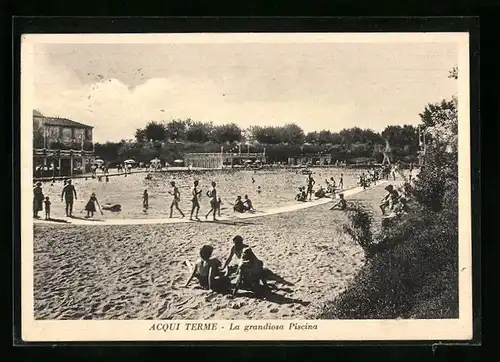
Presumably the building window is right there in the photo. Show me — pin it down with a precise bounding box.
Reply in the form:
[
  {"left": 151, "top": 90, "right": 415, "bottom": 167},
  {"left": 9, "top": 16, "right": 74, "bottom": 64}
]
[
  {"left": 61, "top": 127, "right": 72, "bottom": 140},
  {"left": 85, "top": 128, "right": 93, "bottom": 141}
]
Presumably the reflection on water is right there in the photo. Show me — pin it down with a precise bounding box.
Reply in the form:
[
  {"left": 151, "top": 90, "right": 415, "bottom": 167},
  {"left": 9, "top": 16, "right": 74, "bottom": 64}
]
[{"left": 38, "top": 168, "right": 364, "bottom": 220}]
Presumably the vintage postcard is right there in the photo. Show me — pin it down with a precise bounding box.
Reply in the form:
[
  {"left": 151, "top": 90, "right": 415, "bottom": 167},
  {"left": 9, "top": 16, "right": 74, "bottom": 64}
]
[{"left": 20, "top": 32, "right": 473, "bottom": 342}]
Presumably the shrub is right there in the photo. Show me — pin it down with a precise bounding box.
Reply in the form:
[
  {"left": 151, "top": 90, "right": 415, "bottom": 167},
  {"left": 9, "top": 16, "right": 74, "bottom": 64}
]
[{"left": 342, "top": 202, "right": 374, "bottom": 254}]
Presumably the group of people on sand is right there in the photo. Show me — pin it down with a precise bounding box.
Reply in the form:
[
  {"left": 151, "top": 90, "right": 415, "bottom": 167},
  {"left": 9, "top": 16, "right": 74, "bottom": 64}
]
[
  {"left": 33, "top": 178, "right": 105, "bottom": 220},
  {"left": 165, "top": 180, "right": 224, "bottom": 221},
  {"left": 185, "top": 235, "right": 268, "bottom": 298},
  {"left": 295, "top": 172, "right": 345, "bottom": 202}
]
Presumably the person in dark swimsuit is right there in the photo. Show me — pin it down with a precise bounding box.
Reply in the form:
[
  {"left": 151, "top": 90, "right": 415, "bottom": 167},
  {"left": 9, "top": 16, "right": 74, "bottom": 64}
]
[
  {"left": 222, "top": 235, "right": 249, "bottom": 273},
  {"left": 61, "top": 179, "right": 77, "bottom": 217},
  {"left": 85, "top": 192, "right": 102, "bottom": 218},
  {"left": 143, "top": 189, "right": 149, "bottom": 209},
  {"left": 190, "top": 180, "right": 202, "bottom": 220},
  {"left": 233, "top": 196, "right": 246, "bottom": 213},
  {"left": 33, "top": 181, "right": 44, "bottom": 218},
  {"left": 330, "top": 193, "right": 347, "bottom": 210},
  {"left": 306, "top": 174, "right": 315, "bottom": 200}
]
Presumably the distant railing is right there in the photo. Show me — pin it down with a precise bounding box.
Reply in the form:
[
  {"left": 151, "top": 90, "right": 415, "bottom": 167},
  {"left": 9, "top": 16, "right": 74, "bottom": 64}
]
[{"left": 33, "top": 149, "right": 94, "bottom": 157}]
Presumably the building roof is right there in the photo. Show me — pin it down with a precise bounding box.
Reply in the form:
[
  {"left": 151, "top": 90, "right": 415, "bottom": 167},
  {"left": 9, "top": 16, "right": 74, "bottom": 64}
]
[{"left": 34, "top": 116, "right": 93, "bottom": 129}]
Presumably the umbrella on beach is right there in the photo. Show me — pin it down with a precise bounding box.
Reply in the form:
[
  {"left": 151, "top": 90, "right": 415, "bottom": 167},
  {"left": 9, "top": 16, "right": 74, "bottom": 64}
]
[
  {"left": 93, "top": 159, "right": 104, "bottom": 165},
  {"left": 173, "top": 159, "right": 183, "bottom": 164},
  {"left": 150, "top": 158, "right": 161, "bottom": 164},
  {"left": 245, "top": 159, "right": 253, "bottom": 163},
  {"left": 124, "top": 159, "right": 136, "bottom": 164}
]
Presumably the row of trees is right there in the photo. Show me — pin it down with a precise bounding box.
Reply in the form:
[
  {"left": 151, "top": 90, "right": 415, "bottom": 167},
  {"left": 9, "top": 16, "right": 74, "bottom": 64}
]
[
  {"left": 94, "top": 122, "right": 426, "bottom": 165},
  {"left": 91, "top": 101, "right": 457, "bottom": 164},
  {"left": 133, "top": 119, "right": 421, "bottom": 149}
]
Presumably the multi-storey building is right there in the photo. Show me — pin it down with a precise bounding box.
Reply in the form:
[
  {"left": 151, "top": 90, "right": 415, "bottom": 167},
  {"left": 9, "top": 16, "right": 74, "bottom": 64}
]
[{"left": 33, "top": 110, "right": 95, "bottom": 177}]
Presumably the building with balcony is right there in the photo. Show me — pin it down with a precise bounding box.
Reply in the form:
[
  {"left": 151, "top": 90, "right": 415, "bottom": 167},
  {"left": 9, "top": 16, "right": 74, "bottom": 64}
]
[{"left": 33, "top": 110, "right": 95, "bottom": 177}]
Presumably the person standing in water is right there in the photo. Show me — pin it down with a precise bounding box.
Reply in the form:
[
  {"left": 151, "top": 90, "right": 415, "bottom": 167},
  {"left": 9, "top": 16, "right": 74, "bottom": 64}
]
[
  {"left": 85, "top": 192, "right": 102, "bottom": 218},
  {"left": 169, "top": 181, "right": 185, "bottom": 218},
  {"left": 61, "top": 179, "right": 77, "bottom": 217},
  {"left": 44, "top": 196, "right": 51, "bottom": 220},
  {"left": 190, "top": 180, "right": 202, "bottom": 220},
  {"left": 205, "top": 181, "right": 218, "bottom": 221},
  {"left": 306, "top": 173, "right": 315, "bottom": 201},
  {"left": 33, "top": 181, "right": 44, "bottom": 218},
  {"left": 143, "top": 189, "right": 149, "bottom": 209}
]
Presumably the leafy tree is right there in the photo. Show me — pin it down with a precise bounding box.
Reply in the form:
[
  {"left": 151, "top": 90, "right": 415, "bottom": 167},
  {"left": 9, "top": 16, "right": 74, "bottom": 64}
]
[
  {"left": 281, "top": 123, "right": 305, "bottom": 144},
  {"left": 251, "top": 126, "right": 282, "bottom": 145},
  {"left": 186, "top": 121, "right": 214, "bottom": 143},
  {"left": 305, "top": 131, "right": 319, "bottom": 144},
  {"left": 419, "top": 98, "right": 457, "bottom": 130},
  {"left": 137, "top": 121, "right": 167, "bottom": 142},
  {"left": 318, "top": 130, "right": 332, "bottom": 145},
  {"left": 166, "top": 119, "right": 188, "bottom": 142},
  {"left": 134, "top": 128, "right": 147, "bottom": 144},
  {"left": 212, "top": 123, "right": 242, "bottom": 143}
]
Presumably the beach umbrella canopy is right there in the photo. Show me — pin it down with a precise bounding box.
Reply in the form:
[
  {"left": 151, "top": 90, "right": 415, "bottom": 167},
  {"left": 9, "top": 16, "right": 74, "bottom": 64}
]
[
  {"left": 245, "top": 159, "right": 253, "bottom": 163},
  {"left": 150, "top": 158, "right": 161, "bottom": 163},
  {"left": 173, "top": 159, "right": 183, "bottom": 164},
  {"left": 93, "top": 159, "right": 104, "bottom": 164},
  {"left": 254, "top": 159, "right": 262, "bottom": 163},
  {"left": 124, "top": 159, "right": 136, "bottom": 164}
]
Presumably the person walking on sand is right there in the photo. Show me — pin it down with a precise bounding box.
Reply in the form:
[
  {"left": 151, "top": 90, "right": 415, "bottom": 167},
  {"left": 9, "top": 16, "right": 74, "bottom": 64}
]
[
  {"left": 33, "top": 181, "right": 44, "bottom": 218},
  {"left": 44, "top": 196, "right": 51, "bottom": 220},
  {"left": 61, "top": 179, "right": 77, "bottom": 217},
  {"left": 205, "top": 181, "right": 218, "bottom": 221},
  {"left": 169, "top": 181, "right": 185, "bottom": 218},
  {"left": 338, "top": 173, "right": 344, "bottom": 190},
  {"left": 190, "top": 180, "right": 202, "bottom": 220}
]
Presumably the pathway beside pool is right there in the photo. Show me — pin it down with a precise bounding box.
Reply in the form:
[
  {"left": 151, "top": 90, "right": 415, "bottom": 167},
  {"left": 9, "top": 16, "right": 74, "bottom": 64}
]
[{"left": 33, "top": 181, "right": 389, "bottom": 226}]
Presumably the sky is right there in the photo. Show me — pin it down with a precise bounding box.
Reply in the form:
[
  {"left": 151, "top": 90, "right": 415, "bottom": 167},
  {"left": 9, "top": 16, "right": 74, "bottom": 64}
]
[{"left": 32, "top": 40, "right": 458, "bottom": 142}]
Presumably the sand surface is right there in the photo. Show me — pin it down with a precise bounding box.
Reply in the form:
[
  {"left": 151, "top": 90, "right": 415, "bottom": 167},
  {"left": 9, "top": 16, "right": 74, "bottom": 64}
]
[{"left": 33, "top": 183, "right": 392, "bottom": 320}]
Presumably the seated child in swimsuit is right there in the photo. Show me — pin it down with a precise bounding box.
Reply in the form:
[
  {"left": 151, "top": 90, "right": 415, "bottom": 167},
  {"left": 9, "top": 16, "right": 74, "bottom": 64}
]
[
  {"left": 185, "top": 245, "right": 228, "bottom": 292},
  {"left": 233, "top": 246, "right": 268, "bottom": 297},
  {"left": 330, "top": 193, "right": 347, "bottom": 210},
  {"left": 233, "top": 196, "right": 246, "bottom": 213},
  {"left": 314, "top": 186, "right": 326, "bottom": 198}
]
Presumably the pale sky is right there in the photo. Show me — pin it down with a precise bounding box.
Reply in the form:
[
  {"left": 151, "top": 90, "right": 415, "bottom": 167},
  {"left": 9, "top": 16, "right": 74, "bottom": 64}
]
[{"left": 33, "top": 40, "right": 457, "bottom": 142}]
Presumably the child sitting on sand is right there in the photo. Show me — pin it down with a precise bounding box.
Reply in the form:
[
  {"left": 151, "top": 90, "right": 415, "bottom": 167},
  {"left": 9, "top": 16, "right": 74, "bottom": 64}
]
[
  {"left": 184, "top": 245, "right": 229, "bottom": 292},
  {"left": 330, "top": 193, "right": 347, "bottom": 210},
  {"left": 232, "top": 246, "right": 269, "bottom": 297},
  {"left": 233, "top": 196, "right": 246, "bottom": 213},
  {"left": 314, "top": 186, "right": 326, "bottom": 198}
]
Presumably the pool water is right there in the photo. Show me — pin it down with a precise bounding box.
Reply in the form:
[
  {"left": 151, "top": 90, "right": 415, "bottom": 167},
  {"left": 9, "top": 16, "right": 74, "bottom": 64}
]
[{"left": 37, "top": 168, "right": 367, "bottom": 220}]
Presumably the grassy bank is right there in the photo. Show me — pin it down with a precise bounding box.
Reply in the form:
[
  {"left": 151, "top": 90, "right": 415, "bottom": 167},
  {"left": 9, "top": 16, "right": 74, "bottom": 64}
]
[{"left": 318, "top": 177, "right": 459, "bottom": 319}]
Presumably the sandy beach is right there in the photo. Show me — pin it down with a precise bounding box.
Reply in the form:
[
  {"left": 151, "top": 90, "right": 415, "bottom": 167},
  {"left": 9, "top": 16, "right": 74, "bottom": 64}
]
[{"left": 33, "top": 184, "right": 389, "bottom": 320}]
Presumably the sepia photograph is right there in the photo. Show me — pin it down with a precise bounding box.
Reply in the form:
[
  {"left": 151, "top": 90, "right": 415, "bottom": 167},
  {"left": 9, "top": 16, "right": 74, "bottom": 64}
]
[{"left": 20, "top": 32, "right": 472, "bottom": 341}]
